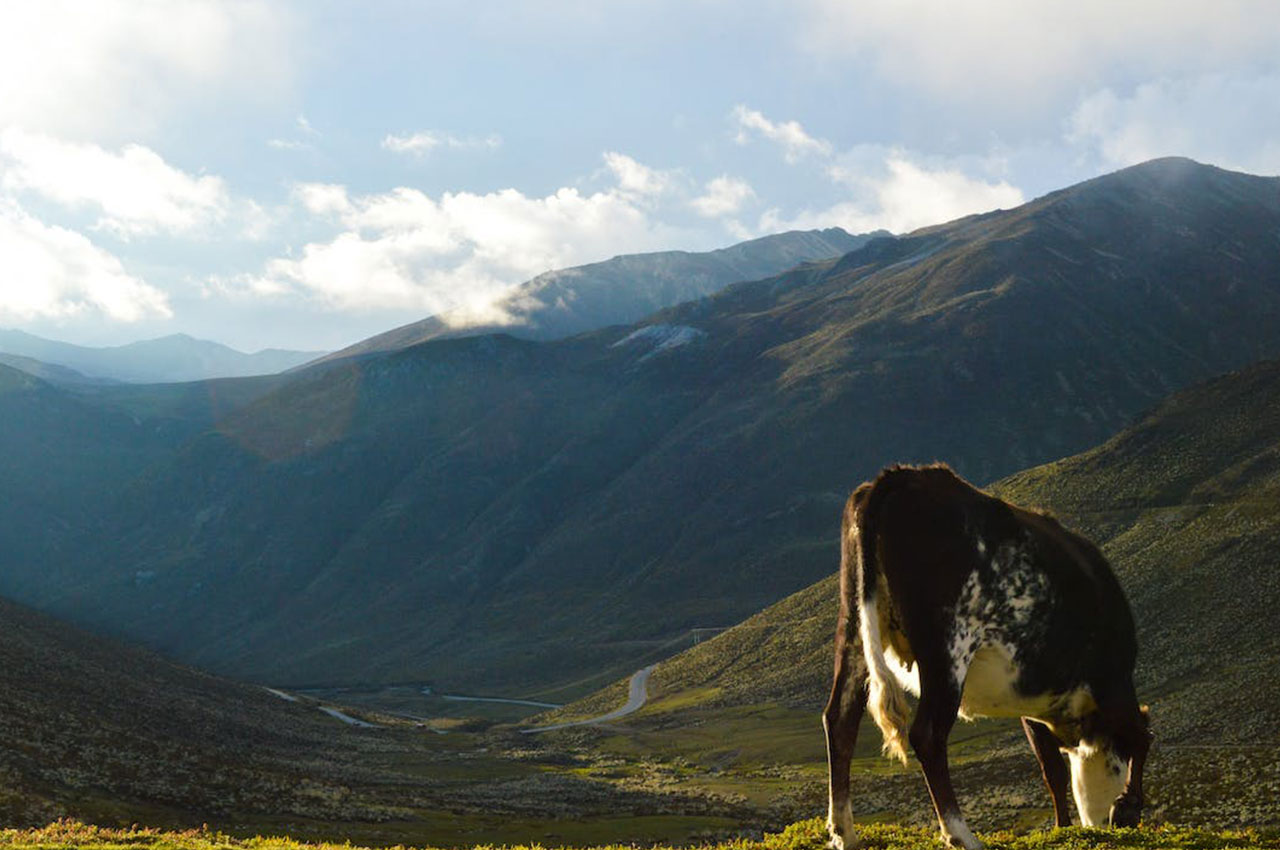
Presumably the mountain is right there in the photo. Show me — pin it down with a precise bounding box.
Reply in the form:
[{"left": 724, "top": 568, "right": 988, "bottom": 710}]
[
  {"left": 7, "top": 157, "right": 1280, "bottom": 699},
  {"left": 545, "top": 357, "right": 1280, "bottom": 828},
  {"left": 0, "top": 330, "right": 325, "bottom": 383},
  {"left": 318, "top": 227, "right": 881, "bottom": 362},
  {"left": 0, "top": 352, "right": 107, "bottom": 385},
  {"left": 624, "top": 356, "right": 1280, "bottom": 727}
]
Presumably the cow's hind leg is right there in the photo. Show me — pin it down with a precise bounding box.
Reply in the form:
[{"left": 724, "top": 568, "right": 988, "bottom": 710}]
[
  {"left": 1022, "top": 717, "right": 1072, "bottom": 827},
  {"left": 911, "top": 660, "right": 981, "bottom": 850},
  {"left": 824, "top": 633, "right": 869, "bottom": 849}
]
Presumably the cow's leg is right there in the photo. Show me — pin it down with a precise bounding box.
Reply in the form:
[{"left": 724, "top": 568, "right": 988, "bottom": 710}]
[
  {"left": 910, "top": 660, "right": 980, "bottom": 850},
  {"left": 824, "top": 631, "right": 869, "bottom": 850},
  {"left": 1022, "top": 717, "right": 1072, "bottom": 827}
]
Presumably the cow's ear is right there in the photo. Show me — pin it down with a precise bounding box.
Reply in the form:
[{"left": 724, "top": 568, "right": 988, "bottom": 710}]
[{"left": 1139, "top": 704, "right": 1152, "bottom": 733}]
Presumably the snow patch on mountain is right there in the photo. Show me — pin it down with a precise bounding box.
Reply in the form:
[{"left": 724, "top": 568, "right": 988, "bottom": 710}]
[{"left": 611, "top": 324, "right": 706, "bottom": 361}]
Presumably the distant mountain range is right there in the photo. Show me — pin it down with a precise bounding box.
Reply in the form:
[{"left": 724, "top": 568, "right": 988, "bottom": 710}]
[
  {"left": 319, "top": 227, "right": 880, "bottom": 362},
  {"left": 3, "top": 157, "right": 1280, "bottom": 701},
  {"left": 0, "top": 329, "right": 325, "bottom": 383}
]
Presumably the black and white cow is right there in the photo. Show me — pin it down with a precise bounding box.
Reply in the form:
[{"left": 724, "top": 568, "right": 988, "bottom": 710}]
[{"left": 824, "top": 464, "right": 1150, "bottom": 850}]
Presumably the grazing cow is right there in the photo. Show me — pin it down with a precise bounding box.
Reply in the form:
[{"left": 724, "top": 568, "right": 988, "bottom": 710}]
[{"left": 823, "top": 464, "right": 1150, "bottom": 850}]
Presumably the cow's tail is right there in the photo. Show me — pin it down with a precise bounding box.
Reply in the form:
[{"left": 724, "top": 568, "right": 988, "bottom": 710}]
[{"left": 856, "top": 479, "right": 913, "bottom": 765}]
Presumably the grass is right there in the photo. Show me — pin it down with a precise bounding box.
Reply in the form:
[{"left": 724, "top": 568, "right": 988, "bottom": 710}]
[{"left": 4, "top": 819, "right": 1280, "bottom": 850}]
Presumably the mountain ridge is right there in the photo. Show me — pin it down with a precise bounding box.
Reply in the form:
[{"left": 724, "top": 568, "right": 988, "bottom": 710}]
[{"left": 315, "top": 226, "right": 882, "bottom": 364}]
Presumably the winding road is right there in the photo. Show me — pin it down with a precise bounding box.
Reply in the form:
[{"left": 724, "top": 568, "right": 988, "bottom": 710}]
[
  {"left": 521, "top": 665, "right": 656, "bottom": 734},
  {"left": 264, "top": 664, "right": 656, "bottom": 733}
]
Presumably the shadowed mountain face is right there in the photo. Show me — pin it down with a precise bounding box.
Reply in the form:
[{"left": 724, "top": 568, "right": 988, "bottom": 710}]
[
  {"left": 5, "top": 158, "right": 1280, "bottom": 697},
  {"left": 318, "top": 227, "right": 880, "bottom": 362},
  {"left": 0, "top": 330, "right": 324, "bottom": 383},
  {"left": 0, "top": 591, "right": 418, "bottom": 828}
]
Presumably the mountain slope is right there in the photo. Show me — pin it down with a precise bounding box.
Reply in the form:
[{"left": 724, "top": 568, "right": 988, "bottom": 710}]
[
  {"left": 0, "top": 352, "right": 106, "bottom": 385},
  {"left": 0, "top": 591, "right": 426, "bottom": 828},
  {"left": 544, "top": 358, "right": 1280, "bottom": 830},
  {"left": 10, "top": 157, "right": 1280, "bottom": 697},
  {"left": 0, "top": 330, "right": 324, "bottom": 383},
  {"left": 319, "top": 227, "right": 879, "bottom": 361},
  {"left": 631, "top": 355, "right": 1280, "bottom": 738}
]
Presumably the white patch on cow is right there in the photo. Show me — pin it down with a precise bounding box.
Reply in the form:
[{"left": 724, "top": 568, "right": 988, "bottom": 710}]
[
  {"left": 1066, "top": 740, "right": 1127, "bottom": 826},
  {"left": 975, "top": 538, "right": 986, "bottom": 557},
  {"left": 940, "top": 811, "right": 982, "bottom": 850}
]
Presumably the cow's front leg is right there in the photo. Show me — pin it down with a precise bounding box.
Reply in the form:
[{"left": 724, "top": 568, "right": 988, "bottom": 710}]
[
  {"left": 1022, "top": 717, "right": 1072, "bottom": 827},
  {"left": 911, "top": 670, "right": 980, "bottom": 850},
  {"left": 824, "top": 633, "right": 869, "bottom": 849}
]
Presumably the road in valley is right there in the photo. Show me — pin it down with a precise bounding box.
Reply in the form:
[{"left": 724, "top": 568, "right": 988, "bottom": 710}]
[{"left": 522, "top": 665, "right": 656, "bottom": 734}]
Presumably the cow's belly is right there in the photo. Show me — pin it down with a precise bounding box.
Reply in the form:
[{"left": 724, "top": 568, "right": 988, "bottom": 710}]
[{"left": 959, "top": 644, "right": 1056, "bottom": 720}]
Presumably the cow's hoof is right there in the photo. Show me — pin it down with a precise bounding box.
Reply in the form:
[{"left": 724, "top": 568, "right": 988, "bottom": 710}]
[
  {"left": 941, "top": 829, "right": 983, "bottom": 850},
  {"left": 827, "top": 832, "right": 861, "bottom": 850},
  {"left": 1110, "top": 795, "right": 1142, "bottom": 828}
]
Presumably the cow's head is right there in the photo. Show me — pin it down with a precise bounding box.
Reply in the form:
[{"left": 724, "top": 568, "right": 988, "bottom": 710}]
[
  {"left": 1067, "top": 706, "right": 1150, "bottom": 827},
  {"left": 1065, "top": 737, "right": 1128, "bottom": 825}
]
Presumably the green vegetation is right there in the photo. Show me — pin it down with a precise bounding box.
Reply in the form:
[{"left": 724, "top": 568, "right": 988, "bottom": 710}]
[{"left": 3, "top": 819, "right": 1280, "bottom": 850}]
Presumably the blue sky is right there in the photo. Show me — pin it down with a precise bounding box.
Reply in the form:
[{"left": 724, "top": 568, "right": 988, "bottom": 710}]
[{"left": 1, "top": 1, "right": 1278, "bottom": 352}]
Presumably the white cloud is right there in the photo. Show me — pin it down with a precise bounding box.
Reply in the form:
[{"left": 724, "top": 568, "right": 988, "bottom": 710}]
[
  {"left": 763, "top": 153, "right": 1024, "bottom": 235},
  {"left": 0, "top": 129, "right": 233, "bottom": 238},
  {"left": 733, "top": 105, "right": 833, "bottom": 163},
  {"left": 294, "top": 183, "right": 353, "bottom": 217},
  {"left": 1068, "top": 75, "right": 1280, "bottom": 175},
  {"left": 0, "top": 199, "right": 171, "bottom": 322},
  {"left": 690, "top": 176, "right": 756, "bottom": 218},
  {"left": 798, "top": 0, "right": 1280, "bottom": 107},
  {"left": 382, "top": 131, "right": 503, "bottom": 156},
  {"left": 602, "top": 151, "right": 677, "bottom": 200},
  {"left": 240, "top": 153, "right": 682, "bottom": 318},
  {"left": 0, "top": 1, "right": 292, "bottom": 140}
]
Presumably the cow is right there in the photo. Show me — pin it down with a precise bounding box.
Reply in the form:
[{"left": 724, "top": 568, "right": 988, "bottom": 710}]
[{"left": 823, "top": 464, "right": 1150, "bottom": 850}]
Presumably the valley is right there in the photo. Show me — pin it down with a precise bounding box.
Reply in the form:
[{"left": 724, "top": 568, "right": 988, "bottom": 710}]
[
  {"left": 5, "top": 158, "right": 1280, "bottom": 701},
  {"left": 2, "top": 158, "right": 1280, "bottom": 845}
]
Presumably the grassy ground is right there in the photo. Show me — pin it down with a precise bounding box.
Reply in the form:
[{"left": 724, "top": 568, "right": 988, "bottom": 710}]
[{"left": 4, "top": 818, "right": 1280, "bottom": 850}]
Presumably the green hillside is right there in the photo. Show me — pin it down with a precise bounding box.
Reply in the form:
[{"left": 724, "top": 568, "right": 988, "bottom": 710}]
[
  {"left": 556, "top": 357, "right": 1280, "bottom": 830},
  {"left": 0, "top": 592, "right": 775, "bottom": 847},
  {"left": 7, "top": 158, "right": 1280, "bottom": 697}
]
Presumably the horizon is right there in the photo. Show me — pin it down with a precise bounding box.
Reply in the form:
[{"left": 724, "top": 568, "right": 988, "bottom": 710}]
[{"left": 2, "top": 2, "right": 1279, "bottom": 353}]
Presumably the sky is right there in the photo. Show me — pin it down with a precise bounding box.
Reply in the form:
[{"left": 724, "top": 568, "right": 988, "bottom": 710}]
[{"left": 1, "top": 1, "right": 1279, "bottom": 353}]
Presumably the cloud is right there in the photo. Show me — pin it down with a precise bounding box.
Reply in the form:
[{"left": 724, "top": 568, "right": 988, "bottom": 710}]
[
  {"left": 1068, "top": 74, "right": 1280, "bottom": 175},
  {"left": 0, "top": 1, "right": 292, "bottom": 140},
  {"left": 294, "top": 183, "right": 353, "bottom": 217},
  {"left": 602, "top": 151, "right": 677, "bottom": 200},
  {"left": 382, "top": 131, "right": 503, "bottom": 156},
  {"left": 0, "top": 199, "right": 171, "bottom": 322},
  {"left": 733, "top": 105, "right": 833, "bottom": 163},
  {"left": 762, "top": 152, "right": 1023, "bottom": 235},
  {"left": 239, "top": 153, "right": 682, "bottom": 318},
  {"left": 797, "top": 0, "right": 1280, "bottom": 107},
  {"left": 690, "top": 176, "right": 756, "bottom": 218},
  {"left": 0, "top": 129, "right": 236, "bottom": 238}
]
